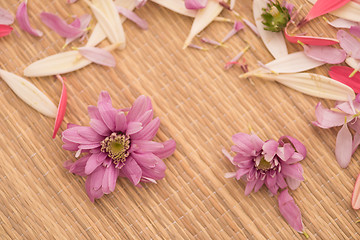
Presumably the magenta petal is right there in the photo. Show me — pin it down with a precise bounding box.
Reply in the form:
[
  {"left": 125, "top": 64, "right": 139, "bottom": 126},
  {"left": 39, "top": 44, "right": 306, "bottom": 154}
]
[
  {"left": 277, "top": 143, "right": 295, "bottom": 162},
  {"left": 184, "top": 0, "right": 208, "bottom": 10},
  {"left": 329, "top": 66, "right": 360, "bottom": 93},
  {"left": 90, "top": 119, "right": 111, "bottom": 136},
  {"left": 116, "top": 6, "right": 148, "bottom": 30},
  {"left": 0, "top": 8, "right": 14, "bottom": 25},
  {"left": 97, "top": 91, "right": 116, "bottom": 131},
  {"left": 88, "top": 105, "right": 102, "bottom": 120},
  {"left": 78, "top": 47, "right": 116, "bottom": 67},
  {"left": 350, "top": 25, "right": 360, "bottom": 38},
  {"left": 286, "top": 177, "right": 301, "bottom": 190},
  {"left": 335, "top": 123, "right": 353, "bottom": 168},
  {"left": 285, "top": 28, "right": 338, "bottom": 45},
  {"left": 281, "top": 163, "right": 304, "bottom": 181},
  {"left": 337, "top": 30, "right": 360, "bottom": 59},
  {"left": 152, "top": 139, "right": 176, "bottom": 159},
  {"left": 85, "top": 153, "right": 107, "bottom": 175},
  {"left": 16, "top": 2, "right": 43, "bottom": 37},
  {"left": 278, "top": 136, "right": 307, "bottom": 157},
  {"left": 352, "top": 132, "right": 360, "bottom": 154},
  {"left": 131, "top": 140, "right": 164, "bottom": 153},
  {"left": 121, "top": 157, "right": 142, "bottom": 185},
  {"left": 141, "top": 159, "right": 166, "bottom": 180},
  {"left": 65, "top": 14, "right": 91, "bottom": 46},
  {"left": 305, "top": 0, "right": 351, "bottom": 22},
  {"left": 53, "top": 75, "right": 67, "bottom": 139},
  {"left": 132, "top": 152, "right": 159, "bottom": 169},
  {"left": 64, "top": 154, "right": 90, "bottom": 176},
  {"left": 312, "top": 102, "right": 348, "bottom": 128},
  {"left": 262, "top": 139, "right": 278, "bottom": 161},
  {"left": 221, "top": 21, "right": 244, "bottom": 43},
  {"left": 40, "top": 12, "right": 83, "bottom": 38},
  {"left": 127, "top": 95, "right": 152, "bottom": 123},
  {"left": 102, "top": 166, "right": 119, "bottom": 194},
  {"left": 115, "top": 112, "right": 127, "bottom": 132},
  {"left": 302, "top": 44, "right": 346, "bottom": 64},
  {"left": 130, "top": 117, "right": 160, "bottom": 140},
  {"left": 0, "top": 24, "right": 13, "bottom": 37},
  {"left": 278, "top": 189, "right": 304, "bottom": 233},
  {"left": 244, "top": 180, "right": 257, "bottom": 195}
]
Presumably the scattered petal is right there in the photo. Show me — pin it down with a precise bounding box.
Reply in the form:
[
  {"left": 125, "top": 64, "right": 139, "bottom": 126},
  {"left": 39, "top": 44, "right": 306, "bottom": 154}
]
[
  {"left": 225, "top": 45, "right": 249, "bottom": 70},
  {"left": 136, "top": 0, "right": 148, "bottom": 8},
  {"left": 78, "top": 46, "right": 116, "bottom": 67},
  {"left": 185, "top": 0, "right": 207, "bottom": 10},
  {"left": 67, "top": 0, "right": 78, "bottom": 3},
  {"left": 304, "top": 0, "right": 351, "bottom": 23},
  {"left": 16, "top": 1, "right": 43, "bottom": 37},
  {"left": 307, "top": 0, "right": 360, "bottom": 22},
  {"left": 53, "top": 75, "right": 68, "bottom": 138},
  {"left": 329, "top": 66, "right": 360, "bottom": 93},
  {"left": 201, "top": 37, "right": 223, "bottom": 47},
  {"left": 64, "top": 14, "right": 92, "bottom": 46},
  {"left": 299, "top": 42, "right": 346, "bottom": 64},
  {"left": 40, "top": 12, "right": 84, "bottom": 38},
  {"left": 188, "top": 43, "right": 207, "bottom": 50},
  {"left": 278, "top": 189, "right": 304, "bottom": 233},
  {"left": 0, "top": 8, "right": 14, "bottom": 25},
  {"left": 285, "top": 27, "right": 339, "bottom": 45},
  {"left": 151, "top": 0, "right": 197, "bottom": 17},
  {"left": 116, "top": 6, "right": 148, "bottom": 29},
  {"left": 350, "top": 25, "right": 360, "bottom": 38},
  {"left": 352, "top": 173, "right": 360, "bottom": 209},
  {"left": 326, "top": 18, "right": 358, "bottom": 29},
  {"left": 0, "top": 69, "right": 57, "bottom": 117},
  {"left": 335, "top": 123, "right": 353, "bottom": 168},
  {"left": 221, "top": 21, "right": 244, "bottom": 43},
  {"left": 242, "top": 18, "right": 260, "bottom": 36},
  {"left": 0, "top": 24, "right": 13, "bottom": 37},
  {"left": 337, "top": 30, "right": 360, "bottom": 59}
]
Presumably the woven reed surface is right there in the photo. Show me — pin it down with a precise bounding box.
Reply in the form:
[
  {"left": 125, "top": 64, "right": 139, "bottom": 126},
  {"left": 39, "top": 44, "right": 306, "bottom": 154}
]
[{"left": 0, "top": 0, "right": 359, "bottom": 239}]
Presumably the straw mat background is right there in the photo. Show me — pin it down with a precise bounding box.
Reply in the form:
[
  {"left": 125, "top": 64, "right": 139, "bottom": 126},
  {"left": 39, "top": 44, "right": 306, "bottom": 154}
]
[{"left": 0, "top": 0, "right": 359, "bottom": 239}]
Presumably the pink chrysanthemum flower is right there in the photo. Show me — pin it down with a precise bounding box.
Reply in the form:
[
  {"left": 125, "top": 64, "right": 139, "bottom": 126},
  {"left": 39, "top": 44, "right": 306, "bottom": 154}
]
[
  {"left": 62, "top": 91, "right": 176, "bottom": 202},
  {"left": 223, "top": 133, "right": 306, "bottom": 195}
]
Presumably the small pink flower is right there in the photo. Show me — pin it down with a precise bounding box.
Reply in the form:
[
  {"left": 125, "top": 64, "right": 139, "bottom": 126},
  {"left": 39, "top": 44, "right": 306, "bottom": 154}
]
[
  {"left": 63, "top": 91, "right": 176, "bottom": 202},
  {"left": 312, "top": 95, "right": 360, "bottom": 168},
  {"left": 224, "top": 133, "right": 306, "bottom": 195}
]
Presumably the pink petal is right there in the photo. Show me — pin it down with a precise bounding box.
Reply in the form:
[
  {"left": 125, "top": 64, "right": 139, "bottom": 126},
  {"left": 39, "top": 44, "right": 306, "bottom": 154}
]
[
  {"left": 121, "top": 157, "right": 142, "bottom": 185},
  {"left": 221, "top": 21, "right": 244, "bottom": 43},
  {"left": 242, "top": 18, "right": 260, "bottom": 36},
  {"left": 16, "top": 2, "right": 43, "bottom": 37},
  {"left": 64, "top": 155, "right": 90, "bottom": 176},
  {"left": 281, "top": 163, "right": 304, "bottom": 181},
  {"left": 136, "top": 0, "right": 148, "bottom": 8},
  {"left": 329, "top": 66, "right": 360, "bottom": 93},
  {"left": 115, "top": 112, "right": 127, "bottom": 132},
  {"left": 244, "top": 180, "right": 257, "bottom": 195},
  {"left": 85, "top": 153, "right": 107, "bottom": 175},
  {"left": 130, "top": 117, "right": 160, "bottom": 140},
  {"left": 90, "top": 119, "right": 111, "bottom": 136},
  {"left": 152, "top": 139, "right": 176, "bottom": 159},
  {"left": 277, "top": 143, "right": 295, "bottom": 162},
  {"left": 126, "top": 95, "right": 152, "bottom": 123},
  {"left": 52, "top": 75, "right": 67, "bottom": 139},
  {"left": 337, "top": 30, "right": 360, "bottom": 58},
  {"left": 131, "top": 152, "right": 159, "bottom": 169},
  {"left": 67, "top": 0, "right": 78, "bottom": 3},
  {"left": 85, "top": 166, "right": 106, "bottom": 202},
  {"left": 78, "top": 47, "right": 116, "bottom": 67},
  {"left": 0, "top": 8, "right": 14, "bottom": 25},
  {"left": 40, "top": 12, "right": 83, "bottom": 38},
  {"left": 185, "top": 0, "right": 208, "bottom": 10},
  {"left": 225, "top": 46, "right": 249, "bottom": 70},
  {"left": 130, "top": 140, "right": 164, "bottom": 153},
  {"left": 286, "top": 177, "right": 301, "bottom": 190},
  {"left": 350, "top": 26, "right": 360, "bottom": 38},
  {"left": 352, "top": 132, "right": 360, "bottom": 154},
  {"left": 301, "top": 43, "right": 346, "bottom": 64},
  {"left": 262, "top": 139, "right": 278, "bottom": 161},
  {"left": 352, "top": 173, "right": 360, "bottom": 209},
  {"left": 116, "top": 6, "right": 148, "bottom": 30},
  {"left": 278, "top": 136, "right": 307, "bottom": 158},
  {"left": 201, "top": 37, "right": 222, "bottom": 46},
  {"left": 97, "top": 91, "right": 116, "bottom": 131},
  {"left": 327, "top": 18, "right": 358, "bottom": 29},
  {"left": 304, "top": 0, "right": 351, "bottom": 22},
  {"left": 285, "top": 27, "right": 339, "bottom": 45},
  {"left": 0, "top": 24, "right": 12, "bottom": 37},
  {"left": 278, "top": 189, "right": 304, "bottom": 233},
  {"left": 141, "top": 158, "right": 166, "bottom": 180},
  {"left": 126, "top": 121, "right": 143, "bottom": 135},
  {"left": 312, "top": 102, "right": 348, "bottom": 128},
  {"left": 102, "top": 166, "right": 119, "bottom": 194},
  {"left": 335, "top": 123, "right": 353, "bottom": 168},
  {"left": 65, "top": 14, "right": 91, "bottom": 46}
]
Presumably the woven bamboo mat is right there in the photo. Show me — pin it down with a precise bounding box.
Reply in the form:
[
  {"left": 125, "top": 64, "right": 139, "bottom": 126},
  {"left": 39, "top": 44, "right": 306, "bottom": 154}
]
[{"left": 0, "top": 0, "right": 359, "bottom": 239}]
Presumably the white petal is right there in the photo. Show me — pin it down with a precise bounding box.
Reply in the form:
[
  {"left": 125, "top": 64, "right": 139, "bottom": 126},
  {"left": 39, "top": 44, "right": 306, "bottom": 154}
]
[
  {"left": 307, "top": 0, "right": 360, "bottom": 22},
  {"left": 151, "top": 0, "right": 197, "bottom": 17},
  {"left": 241, "top": 72, "right": 355, "bottom": 101},
  {"left": 253, "top": 0, "right": 288, "bottom": 59},
  {"left": 183, "top": 0, "right": 224, "bottom": 49},
  {"left": 0, "top": 69, "right": 57, "bottom": 117},
  {"left": 346, "top": 57, "right": 360, "bottom": 69}
]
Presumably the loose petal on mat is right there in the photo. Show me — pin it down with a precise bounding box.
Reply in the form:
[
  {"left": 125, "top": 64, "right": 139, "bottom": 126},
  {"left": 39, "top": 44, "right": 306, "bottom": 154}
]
[
  {"left": 307, "top": 0, "right": 360, "bottom": 22},
  {"left": 67, "top": 0, "right": 78, "bottom": 3},
  {"left": 221, "top": 21, "right": 244, "bottom": 43},
  {"left": 241, "top": 52, "right": 324, "bottom": 76},
  {"left": 326, "top": 18, "right": 358, "bottom": 29},
  {"left": 85, "top": 0, "right": 125, "bottom": 49},
  {"left": 78, "top": 46, "right": 116, "bottom": 67},
  {"left": 201, "top": 37, "right": 222, "bottom": 47},
  {"left": 352, "top": 173, "right": 360, "bottom": 209},
  {"left": 64, "top": 14, "right": 92, "bottom": 46},
  {"left": 335, "top": 123, "right": 353, "bottom": 168},
  {"left": 278, "top": 189, "right": 304, "bottom": 233},
  {"left": 183, "top": 0, "right": 224, "bottom": 49},
  {"left": 40, "top": 12, "right": 83, "bottom": 38},
  {"left": 136, "top": 0, "right": 148, "bottom": 8},
  {"left": 188, "top": 43, "right": 207, "bottom": 50},
  {"left": 329, "top": 66, "right": 360, "bottom": 93},
  {"left": 229, "top": 0, "right": 235, "bottom": 10},
  {"left": 0, "top": 8, "right": 14, "bottom": 25},
  {"left": 337, "top": 30, "right": 360, "bottom": 59},
  {"left": 117, "top": 6, "right": 148, "bottom": 29},
  {"left": 16, "top": 1, "right": 43, "bottom": 37},
  {"left": 350, "top": 26, "right": 360, "bottom": 38},
  {"left": 53, "top": 75, "right": 67, "bottom": 139},
  {"left": 242, "top": 18, "right": 259, "bottom": 36},
  {"left": 0, "top": 69, "right": 57, "bottom": 118},
  {"left": 346, "top": 57, "right": 360, "bottom": 69},
  {"left": 284, "top": 27, "right": 338, "bottom": 46},
  {"left": 0, "top": 24, "right": 13, "bottom": 37},
  {"left": 253, "top": 0, "right": 287, "bottom": 59},
  {"left": 304, "top": 0, "right": 351, "bottom": 23},
  {"left": 150, "top": 0, "right": 197, "bottom": 17},
  {"left": 240, "top": 72, "right": 355, "bottom": 101},
  {"left": 24, "top": 44, "right": 119, "bottom": 76},
  {"left": 300, "top": 42, "right": 346, "bottom": 64},
  {"left": 185, "top": 0, "right": 207, "bottom": 10},
  {"left": 225, "top": 45, "right": 249, "bottom": 70}
]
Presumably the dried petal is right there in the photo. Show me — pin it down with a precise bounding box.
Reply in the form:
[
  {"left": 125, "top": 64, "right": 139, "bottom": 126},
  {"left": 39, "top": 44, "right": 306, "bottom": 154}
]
[
  {"left": 352, "top": 173, "right": 360, "bottom": 209},
  {"left": 116, "top": 6, "right": 148, "bottom": 30},
  {"left": 253, "top": 0, "right": 288, "bottom": 59},
  {"left": 300, "top": 42, "right": 346, "bottom": 64},
  {"left": 329, "top": 66, "right": 360, "bottom": 93},
  {"left": 185, "top": 0, "right": 207, "bottom": 10},
  {"left": 326, "top": 18, "right": 358, "bottom": 29},
  {"left": 307, "top": 0, "right": 360, "bottom": 22},
  {"left": 183, "top": 0, "right": 224, "bottom": 48},
  {"left": 337, "top": 30, "right": 360, "bottom": 59},
  {"left": 0, "top": 24, "right": 13, "bottom": 37},
  {"left": 225, "top": 45, "right": 249, "bottom": 70},
  {"left": 78, "top": 46, "right": 116, "bottom": 67},
  {"left": 278, "top": 189, "right": 304, "bottom": 233},
  {"left": 151, "top": 0, "right": 197, "bottom": 17},
  {"left": 242, "top": 18, "right": 260, "bottom": 36},
  {"left": 0, "top": 8, "right": 14, "bottom": 25},
  {"left": 285, "top": 27, "right": 338, "bottom": 45},
  {"left": 201, "top": 37, "right": 222, "bottom": 46},
  {"left": 221, "top": 21, "right": 244, "bottom": 43},
  {"left": 40, "top": 12, "right": 84, "bottom": 38},
  {"left": 16, "top": 1, "right": 43, "bottom": 37},
  {"left": 65, "top": 14, "right": 92, "bottom": 46},
  {"left": 53, "top": 75, "right": 67, "bottom": 138},
  {"left": 304, "top": 0, "right": 351, "bottom": 23},
  {"left": 241, "top": 72, "right": 355, "bottom": 101},
  {"left": 335, "top": 123, "right": 352, "bottom": 168},
  {"left": 0, "top": 69, "right": 57, "bottom": 117}
]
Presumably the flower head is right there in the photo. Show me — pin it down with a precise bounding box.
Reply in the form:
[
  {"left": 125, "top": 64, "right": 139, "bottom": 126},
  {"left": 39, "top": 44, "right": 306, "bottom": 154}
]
[
  {"left": 261, "top": 1, "right": 291, "bottom": 32},
  {"left": 224, "top": 133, "right": 306, "bottom": 195},
  {"left": 63, "top": 91, "right": 176, "bottom": 202}
]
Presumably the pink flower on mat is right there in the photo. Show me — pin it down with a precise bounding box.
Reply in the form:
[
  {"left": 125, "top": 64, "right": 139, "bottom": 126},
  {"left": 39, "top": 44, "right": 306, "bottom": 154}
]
[
  {"left": 313, "top": 95, "right": 360, "bottom": 168},
  {"left": 62, "top": 91, "right": 176, "bottom": 202},
  {"left": 223, "top": 133, "right": 306, "bottom": 195}
]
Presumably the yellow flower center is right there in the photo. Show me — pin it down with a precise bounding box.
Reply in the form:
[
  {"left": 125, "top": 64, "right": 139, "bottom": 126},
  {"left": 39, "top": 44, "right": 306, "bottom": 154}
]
[
  {"left": 256, "top": 158, "right": 272, "bottom": 171},
  {"left": 100, "top": 133, "right": 130, "bottom": 165}
]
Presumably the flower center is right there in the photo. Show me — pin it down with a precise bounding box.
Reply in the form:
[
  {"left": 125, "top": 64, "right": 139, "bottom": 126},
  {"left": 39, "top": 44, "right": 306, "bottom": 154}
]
[
  {"left": 100, "top": 133, "right": 130, "bottom": 166},
  {"left": 256, "top": 157, "right": 272, "bottom": 171}
]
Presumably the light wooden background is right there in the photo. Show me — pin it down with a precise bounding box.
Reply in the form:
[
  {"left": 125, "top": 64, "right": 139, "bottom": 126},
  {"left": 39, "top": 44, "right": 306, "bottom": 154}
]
[{"left": 0, "top": 0, "right": 359, "bottom": 239}]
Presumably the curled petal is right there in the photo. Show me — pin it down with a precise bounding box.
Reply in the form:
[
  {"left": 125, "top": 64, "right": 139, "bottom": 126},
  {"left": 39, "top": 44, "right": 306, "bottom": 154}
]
[
  {"left": 185, "top": 0, "right": 208, "bottom": 10},
  {"left": 0, "top": 24, "right": 13, "bottom": 37},
  {"left": 0, "top": 8, "right": 14, "bottom": 25},
  {"left": 52, "top": 75, "right": 67, "bottom": 139},
  {"left": 335, "top": 123, "right": 353, "bottom": 168},
  {"left": 285, "top": 27, "right": 338, "bottom": 45},
  {"left": 301, "top": 43, "right": 346, "bottom": 64},
  {"left": 352, "top": 173, "right": 360, "bottom": 209},
  {"left": 78, "top": 46, "right": 116, "bottom": 67},
  {"left": 312, "top": 102, "right": 349, "bottom": 129},
  {"left": 16, "top": 1, "right": 43, "bottom": 37},
  {"left": 40, "top": 12, "right": 83, "bottom": 38},
  {"left": 116, "top": 6, "right": 148, "bottom": 30},
  {"left": 278, "top": 136, "right": 307, "bottom": 157},
  {"left": 278, "top": 189, "right": 304, "bottom": 233}
]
